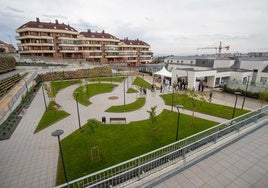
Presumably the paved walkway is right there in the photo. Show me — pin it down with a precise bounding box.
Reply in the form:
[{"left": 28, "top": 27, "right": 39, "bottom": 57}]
[
  {"left": 0, "top": 76, "right": 265, "bottom": 188},
  {"left": 140, "top": 122, "right": 268, "bottom": 188}
]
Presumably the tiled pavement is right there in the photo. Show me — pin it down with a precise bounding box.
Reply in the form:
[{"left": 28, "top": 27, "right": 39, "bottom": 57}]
[
  {"left": 0, "top": 75, "right": 266, "bottom": 188},
  {"left": 141, "top": 122, "right": 268, "bottom": 188}
]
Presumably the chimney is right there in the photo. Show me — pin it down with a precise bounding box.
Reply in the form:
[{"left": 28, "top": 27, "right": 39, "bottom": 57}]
[
  {"left": 36, "top": 17, "right": 40, "bottom": 22},
  {"left": 55, "top": 19, "right": 58, "bottom": 24},
  {"left": 87, "top": 29, "right": 91, "bottom": 33},
  {"left": 102, "top": 30, "right": 104, "bottom": 34}
]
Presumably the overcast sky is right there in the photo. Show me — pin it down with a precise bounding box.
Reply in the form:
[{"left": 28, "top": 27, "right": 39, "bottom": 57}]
[{"left": 1, "top": 0, "right": 268, "bottom": 55}]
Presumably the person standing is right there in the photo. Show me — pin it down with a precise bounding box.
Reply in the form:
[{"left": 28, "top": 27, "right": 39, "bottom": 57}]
[{"left": 209, "top": 91, "right": 213, "bottom": 102}]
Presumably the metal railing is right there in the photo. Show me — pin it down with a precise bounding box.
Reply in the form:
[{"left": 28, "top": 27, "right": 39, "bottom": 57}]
[
  {"left": 0, "top": 72, "right": 38, "bottom": 124},
  {"left": 55, "top": 105, "right": 268, "bottom": 188}
]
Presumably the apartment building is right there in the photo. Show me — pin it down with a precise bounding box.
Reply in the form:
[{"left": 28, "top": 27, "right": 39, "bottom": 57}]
[
  {"left": 120, "top": 38, "right": 152, "bottom": 66},
  {"left": 79, "top": 29, "right": 121, "bottom": 63},
  {"left": 16, "top": 18, "right": 79, "bottom": 58},
  {"left": 16, "top": 18, "right": 153, "bottom": 65}
]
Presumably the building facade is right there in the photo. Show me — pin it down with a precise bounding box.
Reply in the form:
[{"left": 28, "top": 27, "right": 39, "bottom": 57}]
[
  {"left": 16, "top": 18, "right": 153, "bottom": 65},
  {"left": 0, "top": 40, "right": 16, "bottom": 53},
  {"left": 162, "top": 56, "right": 268, "bottom": 92}
]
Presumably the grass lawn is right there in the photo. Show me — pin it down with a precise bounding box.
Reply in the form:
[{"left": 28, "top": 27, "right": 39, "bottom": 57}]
[
  {"left": 161, "top": 93, "right": 250, "bottom": 119},
  {"left": 34, "top": 101, "right": 70, "bottom": 133},
  {"left": 56, "top": 109, "right": 217, "bottom": 184},
  {"left": 88, "top": 76, "right": 125, "bottom": 83},
  {"left": 51, "top": 80, "right": 81, "bottom": 97},
  {"left": 74, "top": 83, "right": 117, "bottom": 106},
  {"left": 133, "top": 77, "right": 152, "bottom": 90},
  {"left": 105, "top": 97, "right": 146, "bottom": 112},
  {"left": 127, "top": 87, "right": 138, "bottom": 93}
]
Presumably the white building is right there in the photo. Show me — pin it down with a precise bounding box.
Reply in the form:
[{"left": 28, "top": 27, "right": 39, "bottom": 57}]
[{"left": 164, "top": 56, "right": 268, "bottom": 92}]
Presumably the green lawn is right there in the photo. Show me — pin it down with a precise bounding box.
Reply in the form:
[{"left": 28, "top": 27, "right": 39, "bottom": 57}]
[
  {"left": 51, "top": 80, "right": 81, "bottom": 96},
  {"left": 127, "top": 87, "right": 138, "bottom": 93},
  {"left": 74, "top": 83, "right": 117, "bottom": 106},
  {"left": 133, "top": 77, "right": 152, "bottom": 90},
  {"left": 88, "top": 77, "right": 125, "bottom": 83},
  {"left": 34, "top": 101, "right": 70, "bottom": 133},
  {"left": 56, "top": 109, "right": 217, "bottom": 184},
  {"left": 105, "top": 97, "right": 146, "bottom": 112},
  {"left": 161, "top": 93, "right": 250, "bottom": 119}
]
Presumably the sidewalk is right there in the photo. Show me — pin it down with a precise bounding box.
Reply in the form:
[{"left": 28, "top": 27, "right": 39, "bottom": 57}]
[{"left": 140, "top": 121, "right": 268, "bottom": 188}]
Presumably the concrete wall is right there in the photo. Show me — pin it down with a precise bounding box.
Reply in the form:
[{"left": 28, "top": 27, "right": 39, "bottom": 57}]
[
  {"left": 239, "top": 60, "right": 267, "bottom": 71},
  {"left": 213, "top": 59, "right": 234, "bottom": 68}
]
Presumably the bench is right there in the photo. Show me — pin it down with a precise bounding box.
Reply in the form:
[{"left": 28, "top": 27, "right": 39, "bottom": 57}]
[{"left": 110, "top": 117, "right": 126, "bottom": 124}]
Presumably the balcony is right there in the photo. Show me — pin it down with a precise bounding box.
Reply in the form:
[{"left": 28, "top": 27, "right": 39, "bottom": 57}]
[
  {"left": 79, "top": 43, "right": 101, "bottom": 47},
  {"left": 60, "top": 50, "right": 81, "bottom": 53},
  {"left": 18, "top": 43, "right": 54, "bottom": 47},
  {"left": 16, "top": 35, "right": 53, "bottom": 40},
  {"left": 58, "top": 43, "right": 80, "bottom": 47},
  {"left": 19, "top": 50, "right": 54, "bottom": 53}
]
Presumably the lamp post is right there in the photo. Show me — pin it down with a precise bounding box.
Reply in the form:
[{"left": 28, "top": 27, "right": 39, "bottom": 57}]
[
  {"left": 22, "top": 78, "right": 29, "bottom": 93},
  {"left": 171, "top": 83, "right": 175, "bottom": 112},
  {"left": 51, "top": 130, "right": 68, "bottom": 185},
  {"left": 74, "top": 92, "right": 82, "bottom": 131},
  {"left": 241, "top": 76, "right": 250, "bottom": 110},
  {"left": 232, "top": 92, "right": 241, "bottom": 119},
  {"left": 42, "top": 83, "right": 47, "bottom": 111},
  {"left": 123, "top": 78, "right": 126, "bottom": 105},
  {"left": 175, "top": 105, "right": 184, "bottom": 141}
]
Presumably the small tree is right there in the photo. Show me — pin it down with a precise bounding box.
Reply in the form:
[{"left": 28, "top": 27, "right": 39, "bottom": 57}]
[
  {"left": 259, "top": 89, "right": 268, "bottom": 108},
  {"left": 183, "top": 90, "right": 206, "bottom": 127},
  {"left": 87, "top": 118, "right": 101, "bottom": 134},
  {"left": 147, "top": 106, "right": 158, "bottom": 140},
  {"left": 87, "top": 119, "right": 101, "bottom": 161},
  {"left": 44, "top": 82, "right": 55, "bottom": 101}
]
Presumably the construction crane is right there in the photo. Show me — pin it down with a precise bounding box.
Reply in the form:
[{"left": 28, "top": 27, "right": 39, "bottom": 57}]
[{"left": 197, "top": 41, "right": 230, "bottom": 56}]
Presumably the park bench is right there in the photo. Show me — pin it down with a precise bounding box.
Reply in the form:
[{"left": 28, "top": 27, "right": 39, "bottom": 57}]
[{"left": 110, "top": 117, "right": 126, "bottom": 124}]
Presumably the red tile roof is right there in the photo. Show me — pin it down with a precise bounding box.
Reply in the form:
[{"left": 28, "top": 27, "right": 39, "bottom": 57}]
[
  {"left": 80, "top": 30, "right": 118, "bottom": 40},
  {"left": 17, "top": 19, "right": 77, "bottom": 32},
  {"left": 120, "top": 38, "right": 149, "bottom": 46}
]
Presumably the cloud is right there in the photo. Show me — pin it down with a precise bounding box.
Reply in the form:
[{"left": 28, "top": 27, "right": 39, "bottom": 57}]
[
  {"left": 72, "top": 19, "right": 102, "bottom": 33},
  {"left": 6, "top": 6, "right": 24, "bottom": 13},
  {"left": 42, "top": 14, "right": 68, "bottom": 20},
  {"left": 1, "top": 0, "right": 268, "bottom": 55}
]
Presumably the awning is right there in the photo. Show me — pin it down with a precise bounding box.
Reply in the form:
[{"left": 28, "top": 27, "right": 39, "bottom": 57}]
[{"left": 153, "top": 67, "right": 172, "bottom": 77}]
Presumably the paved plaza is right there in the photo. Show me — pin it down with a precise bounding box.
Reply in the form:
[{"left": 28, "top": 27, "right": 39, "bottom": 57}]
[
  {"left": 140, "top": 121, "right": 268, "bottom": 188},
  {"left": 0, "top": 74, "right": 267, "bottom": 188}
]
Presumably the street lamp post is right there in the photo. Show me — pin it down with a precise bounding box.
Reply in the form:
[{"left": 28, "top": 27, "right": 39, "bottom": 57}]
[
  {"left": 74, "top": 92, "right": 82, "bottom": 131},
  {"left": 232, "top": 92, "right": 241, "bottom": 119},
  {"left": 41, "top": 83, "right": 47, "bottom": 111},
  {"left": 123, "top": 78, "right": 126, "bottom": 105},
  {"left": 51, "top": 130, "right": 68, "bottom": 185},
  {"left": 171, "top": 83, "right": 175, "bottom": 112},
  {"left": 242, "top": 76, "right": 250, "bottom": 110},
  {"left": 22, "top": 78, "right": 29, "bottom": 93},
  {"left": 175, "top": 105, "right": 184, "bottom": 141}
]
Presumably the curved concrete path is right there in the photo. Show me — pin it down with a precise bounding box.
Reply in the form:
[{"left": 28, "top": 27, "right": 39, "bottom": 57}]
[{"left": 0, "top": 76, "right": 257, "bottom": 188}]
